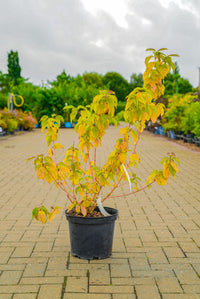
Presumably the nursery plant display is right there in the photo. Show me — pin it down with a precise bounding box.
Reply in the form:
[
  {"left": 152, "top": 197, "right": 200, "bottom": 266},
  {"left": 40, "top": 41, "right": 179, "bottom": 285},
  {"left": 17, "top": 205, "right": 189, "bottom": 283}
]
[
  {"left": 28, "top": 48, "right": 180, "bottom": 259},
  {"left": 0, "top": 109, "right": 37, "bottom": 134},
  {"left": 162, "top": 94, "right": 200, "bottom": 145}
]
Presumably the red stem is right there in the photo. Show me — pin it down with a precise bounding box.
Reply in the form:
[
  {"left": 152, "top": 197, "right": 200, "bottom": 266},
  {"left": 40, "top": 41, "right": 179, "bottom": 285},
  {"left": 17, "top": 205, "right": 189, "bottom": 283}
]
[{"left": 106, "top": 181, "right": 155, "bottom": 199}]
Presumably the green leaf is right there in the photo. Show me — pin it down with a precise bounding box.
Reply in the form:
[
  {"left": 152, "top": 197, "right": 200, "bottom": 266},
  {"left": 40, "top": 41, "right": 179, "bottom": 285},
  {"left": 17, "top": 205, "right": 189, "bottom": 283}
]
[
  {"left": 40, "top": 115, "right": 48, "bottom": 131},
  {"left": 145, "top": 55, "right": 153, "bottom": 66},
  {"left": 146, "top": 48, "right": 155, "bottom": 52},
  {"left": 169, "top": 164, "right": 176, "bottom": 177},
  {"left": 40, "top": 206, "right": 48, "bottom": 215},
  {"left": 26, "top": 156, "right": 35, "bottom": 162},
  {"left": 173, "top": 157, "right": 180, "bottom": 165},
  {"left": 32, "top": 207, "right": 39, "bottom": 218},
  {"left": 55, "top": 115, "right": 64, "bottom": 125},
  {"left": 169, "top": 54, "right": 180, "bottom": 57},
  {"left": 157, "top": 48, "right": 168, "bottom": 51},
  {"left": 160, "top": 157, "right": 168, "bottom": 165}
]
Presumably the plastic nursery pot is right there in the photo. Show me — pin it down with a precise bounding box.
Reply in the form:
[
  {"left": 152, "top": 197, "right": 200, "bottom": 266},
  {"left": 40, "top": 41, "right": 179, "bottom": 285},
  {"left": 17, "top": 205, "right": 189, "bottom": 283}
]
[
  {"left": 64, "top": 122, "right": 73, "bottom": 128},
  {"left": 169, "top": 131, "right": 175, "bottom": 139},
  {"left": 194, "top": 137, "right": 200, "bottom": 147},
  {"left": 65, "top": 207, "right": 118, "bottom": 260},
  {"left": 183, "top": 134, "right": 194, "bottom": 143},
  {"left": 155, "top": 126, "right": 165, "bottom": 136}
]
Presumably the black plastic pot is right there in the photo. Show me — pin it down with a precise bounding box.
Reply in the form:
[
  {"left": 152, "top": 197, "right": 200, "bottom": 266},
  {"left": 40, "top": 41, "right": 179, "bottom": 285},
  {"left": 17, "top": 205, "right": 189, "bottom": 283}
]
[
  {"left": 65, "top": 207, "right": 118, "bottom": 260},
  {"left": 194, "top": 137, "right": 200, "bottom": 147},
  {"left": 183, "top": 134, "right": 195, "bottom": 143}
]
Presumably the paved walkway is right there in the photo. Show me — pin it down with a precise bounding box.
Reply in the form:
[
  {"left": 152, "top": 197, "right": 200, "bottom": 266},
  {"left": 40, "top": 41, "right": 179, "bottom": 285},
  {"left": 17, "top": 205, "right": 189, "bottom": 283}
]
[{"left": 0, "top": 125, "right": 200, "bottom": 299}]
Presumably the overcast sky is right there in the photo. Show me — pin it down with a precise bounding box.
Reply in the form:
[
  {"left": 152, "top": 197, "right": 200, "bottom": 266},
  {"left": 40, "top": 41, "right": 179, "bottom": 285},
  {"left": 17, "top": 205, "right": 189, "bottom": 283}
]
[{"left": 0, "top": 0, "right": 199, "bottom": 87}]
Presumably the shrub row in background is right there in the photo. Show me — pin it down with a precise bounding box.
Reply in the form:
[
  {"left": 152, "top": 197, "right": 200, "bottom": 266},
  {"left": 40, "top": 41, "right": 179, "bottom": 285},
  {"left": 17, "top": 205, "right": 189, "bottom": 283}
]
[
  {"left": 149, "top": 94, "right": 200, "bottom": 147},
  {"left": 0, "top": 108, "right": 37, "bottom": 135}
]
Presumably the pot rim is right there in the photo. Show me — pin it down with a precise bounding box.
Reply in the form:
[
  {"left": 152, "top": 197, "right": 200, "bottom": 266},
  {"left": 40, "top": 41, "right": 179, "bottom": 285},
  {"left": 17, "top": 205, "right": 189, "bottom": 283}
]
[{"left": 65, "top": 207, "right": 118, "bottom": 224}]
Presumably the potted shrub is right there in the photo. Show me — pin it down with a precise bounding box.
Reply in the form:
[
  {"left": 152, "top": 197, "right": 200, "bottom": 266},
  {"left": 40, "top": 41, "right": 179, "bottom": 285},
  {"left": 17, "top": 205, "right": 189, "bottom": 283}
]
[
  {"left": 12, "top": 109, "right": 25, "bottom": 131},
  {"left": 191, "top": 101, "right": 200, "bottom": 146},
  {"left": 179, "top": 98, "right": 199, "bottom": 143},
  {"left": 0, "top": 109, "right": 18, "bottom": 134},
  {"left": 23, "top": 111, "right": 37, "bottom": 130},
  {"left": 64, "top": 105, "right": 73, "bottom": 128},
  {"left": 28, "top": 48, "right": 180, "bottom": 259},
  {"left": 0, "top": 112, "right": 7, "bottom": 133},
  {"left": 162, "top": 94, "right": 191, "bottom": 140}
]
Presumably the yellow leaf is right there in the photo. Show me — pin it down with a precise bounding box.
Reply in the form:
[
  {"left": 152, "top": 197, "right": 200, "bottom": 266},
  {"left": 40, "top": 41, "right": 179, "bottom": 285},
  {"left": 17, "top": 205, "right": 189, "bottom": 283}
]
[
  {"left": 67, "top": 203, "right": 75, "bottom": 212},
  {"left": 48, "top": 148, "right": 53, "bottom": 157},
  {"left": 130, "top": 153, "right": 140, "bottom": 164},
  {"left": 54, "top": 208, "right": 60, "bottom": 214},
  {"left": 157, "top": 103, "right": 165, "bottom": 116},
  {"left": 146, "top": 173, "right": 155, "bottom": 184},
  {"left": 47, "top": 207, "right": 61, "bottom": 222},
  {"left": 130, "top": 130, "right": 138, "bottom": 144},
  {"left": 147, "top": 62, "right": 155, "bottom": 72},
  {"left": 93, "top": 139, "right": 99, "bottom": 148},
  {"left": 151, "top": 112, "right": 158, "bottom": 123},
  {"left": 155, "top": 174, "right": 168, "bottom": 186},
  {"left": 53, "top": 143, "right": 64, "bottom": 149},
  {"left": 122, "top": 141, "right": 129, "bottom": 152},
  {"left": 37, "top": 210, "right": 47, "bottom": 224},
  {"left": 120, "top": 127, "right": 129, "bottom": 140},
  {"left": 78, "top": 125, "right": 85, "bottom": 136},
  {"left": 36, "top": 167, "right": 45, "bottom": 179},
  {"left": 76, "top": 205, "right": 81, "bottom": 214},
  {"left": 170, "top": 161, "right": 179, "bottom": 173},
  {"left": 79, "top": 187, "right": 85, "bottom": 197},
  {"left": 83, "top": 154, "right": 88, "bottom": 163},
  {"left": 119, "top": 153, "right": 127, "bottom": 164},
  {"left": 163, "top": 164, "right": 170, "bottom": 179}
]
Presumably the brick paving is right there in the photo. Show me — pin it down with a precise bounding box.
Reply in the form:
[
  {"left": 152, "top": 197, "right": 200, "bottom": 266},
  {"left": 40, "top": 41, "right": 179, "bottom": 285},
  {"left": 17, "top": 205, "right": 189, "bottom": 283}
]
[{"left": 0, "top": 125, "right": 200, "bottom": 298}]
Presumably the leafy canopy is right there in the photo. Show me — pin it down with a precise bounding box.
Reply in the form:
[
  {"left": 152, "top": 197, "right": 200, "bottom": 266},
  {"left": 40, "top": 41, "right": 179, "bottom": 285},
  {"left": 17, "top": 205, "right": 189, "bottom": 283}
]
[{"left": 29, "top": 48, "right": 180, "bottom": 222}]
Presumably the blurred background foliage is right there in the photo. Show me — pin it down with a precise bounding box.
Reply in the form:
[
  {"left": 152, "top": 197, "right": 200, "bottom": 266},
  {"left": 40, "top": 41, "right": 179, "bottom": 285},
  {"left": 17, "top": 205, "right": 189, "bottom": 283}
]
[{"left": 0, "top": 50, "right": 198, "bottom": 124}]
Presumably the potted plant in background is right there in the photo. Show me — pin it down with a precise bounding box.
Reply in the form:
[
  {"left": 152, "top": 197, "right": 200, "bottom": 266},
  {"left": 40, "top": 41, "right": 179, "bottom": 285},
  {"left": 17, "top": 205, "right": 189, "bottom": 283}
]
[
  {"left": 180, "top": 103, "right": 195, "bottom": 143},
  {"left": 0, "top": 109, "right": 18, "bottom": 134},
  {"left": 63, "top": 104, "right": 73, "bottom": 128},
  {"left": 28, "top": 48, "right": 180, "bottom": 260},
  {"left": 162, "top": 94, "right": 189, "bottom": 140},
  {"left": 191, "top": 101, "right": 200, "bottom": 146},
  {"left": 0, "top": 111, "right": 7, "bottom": 134}
]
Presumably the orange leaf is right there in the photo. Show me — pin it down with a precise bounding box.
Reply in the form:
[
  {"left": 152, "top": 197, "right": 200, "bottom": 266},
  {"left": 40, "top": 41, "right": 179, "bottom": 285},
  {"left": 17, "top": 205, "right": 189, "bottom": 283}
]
[
  {"left": 81, "top": 206, "right": 87, "bottom": 216},
  {"left": 48, "top": 211, "right": 56, "bottom": 222}
]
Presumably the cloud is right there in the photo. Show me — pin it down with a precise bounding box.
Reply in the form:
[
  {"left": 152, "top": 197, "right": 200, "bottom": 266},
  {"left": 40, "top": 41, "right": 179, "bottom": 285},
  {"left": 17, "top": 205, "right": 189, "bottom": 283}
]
[{"left": 0, "top": 0, "right": 199, "bottom": 87}]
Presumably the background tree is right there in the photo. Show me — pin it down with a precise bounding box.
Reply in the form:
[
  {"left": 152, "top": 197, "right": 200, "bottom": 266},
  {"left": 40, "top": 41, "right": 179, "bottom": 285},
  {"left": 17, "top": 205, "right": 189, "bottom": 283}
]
[
  {"left": 7, "top": 50, "right": 21, "bottom": 85},
  {"left": 102, "top": 72, "right": 131, "bottom": 102},
  {"left": 164, "top": 62, "right": 193, "bottom": 95},
  {"left": 178, "top": 77, "right": 193, "bottom": 94},
  {"left": 10, "top": 81, "right": 40, "bottom": 112},
  {"left": 82, "top": 72, "right": 104, "bottom": 88},
  {"left": 0, "top": 71, "right": 10, "bottom": 94},
  {"left": 50, "top": 70, "right": 71, "bottom": 87},
  {"left": 130, "top": 73, "right": 143, "bottom": 90}
]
